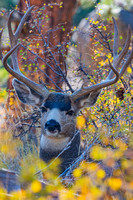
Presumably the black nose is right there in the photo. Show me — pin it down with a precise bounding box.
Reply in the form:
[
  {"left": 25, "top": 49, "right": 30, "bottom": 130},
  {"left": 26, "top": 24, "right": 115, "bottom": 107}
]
[{"left": 45, "top": 120, "right": 61, "bottom": 132}]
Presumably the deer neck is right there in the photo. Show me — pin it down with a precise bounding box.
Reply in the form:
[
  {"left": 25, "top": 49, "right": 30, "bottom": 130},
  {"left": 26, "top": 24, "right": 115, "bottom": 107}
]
[
  {"left": 39, "top": 131, "right": 81, "bottom": 171},
  {"left": 40, "top": 134, "right": 70, "bottom": 152}
]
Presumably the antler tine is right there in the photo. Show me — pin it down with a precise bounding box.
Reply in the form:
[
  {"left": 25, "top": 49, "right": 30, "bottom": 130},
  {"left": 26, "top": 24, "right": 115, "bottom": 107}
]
[
  {"left": 8, "top": 6, "right": 34, "bottom": 45},
  {"left": 8, "top": 11, "right": 20, "bottom": 72},
  {"left": 0, "top": 29, "right": 3, "bottom": 60},
  {"left": 112, "top": 17, "right": 118, "bottom": 58},
  {"left": 115, "top": 26, "right": 131, "bottom": 67},
  {"left": 120, "top": 38, "right": 133, "bottom": 77},
  {"left": 108, "top": 24, "right": 131, "bottom": 80},
  {"left": 71, "top": 18, "right": 133, "bottom": 101},
  {"left": 8, "top": 6, "right": 34, "bottom": 72},
  {"left": 8, "top": 11, "right": 15, "bottom": 45},
  {"left": 15, "top": 6, "right": 34, "bottom": 39},
  {"left": 2, "top": 44, "right": 49, "bottom": 96},
  {"left": 71, "top": 62, "right": 120, "bottom": 100}
]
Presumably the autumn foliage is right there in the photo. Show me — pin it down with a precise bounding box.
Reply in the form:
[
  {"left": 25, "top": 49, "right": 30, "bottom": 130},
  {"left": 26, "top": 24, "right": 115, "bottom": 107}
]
[{"left": 0, "top": 2, "right": 133, "bottom": 200}]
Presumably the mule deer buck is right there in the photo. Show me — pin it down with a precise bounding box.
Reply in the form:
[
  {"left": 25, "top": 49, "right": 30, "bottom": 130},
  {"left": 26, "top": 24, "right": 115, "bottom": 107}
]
[{"left": 1, "top": 6, "right": 133, "bottom": 176}]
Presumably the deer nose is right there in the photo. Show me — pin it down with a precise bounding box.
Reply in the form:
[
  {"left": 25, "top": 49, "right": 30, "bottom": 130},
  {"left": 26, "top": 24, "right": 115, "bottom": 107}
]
[{"left": 45, "top": 120, "right": 61, "bottom": 132}]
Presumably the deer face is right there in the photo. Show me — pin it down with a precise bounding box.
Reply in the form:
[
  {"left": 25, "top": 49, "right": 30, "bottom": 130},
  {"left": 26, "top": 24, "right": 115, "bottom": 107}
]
[
  {"left": 40, "top": 93, "right": 77, "bottom": 138},
  {"left": 13, "top": 79, "right": 100, "bottom": 140}
]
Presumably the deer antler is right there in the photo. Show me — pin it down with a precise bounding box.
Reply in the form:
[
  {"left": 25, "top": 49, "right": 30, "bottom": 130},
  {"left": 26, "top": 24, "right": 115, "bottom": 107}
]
[
  {"left": 2, "top": 6, "right": 49, "bottom": 97},
  {"left": 0, "top": 29, "right": 3, "bottom": 60},
  {"left": 71, "top": 17, "right": 133, "bottom": 101}
]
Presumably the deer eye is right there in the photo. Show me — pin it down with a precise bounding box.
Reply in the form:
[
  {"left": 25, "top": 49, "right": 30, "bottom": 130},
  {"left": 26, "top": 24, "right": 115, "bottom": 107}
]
[
  {"left": 40, "top": 106, "right": 47, "bottom": 113},
  {"left": 66, "top": 110, "right": 74, "bottom": 116}
]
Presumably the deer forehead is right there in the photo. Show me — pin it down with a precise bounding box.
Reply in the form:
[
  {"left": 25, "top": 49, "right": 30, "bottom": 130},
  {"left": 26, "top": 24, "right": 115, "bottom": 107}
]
[{"left": 42, "top": 93, "right": 72, "bottom": 111}]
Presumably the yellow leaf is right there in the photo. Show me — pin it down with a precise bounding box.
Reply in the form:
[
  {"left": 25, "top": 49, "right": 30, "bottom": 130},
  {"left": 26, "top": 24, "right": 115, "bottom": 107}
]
[
  {"left": 97, "top": 169, "right": 106, "bottom": 179},
  {"left": 10, "top": 97, "right": 14, "bottom": 102},
  {"left": 108, "top": 177, "right": 122, "bottom": 191},
  {"left": 10, "top": 92, "right": 14, "bottom": 96},
  {"left": 90, "top": 145, "right": 107, "bottom": 160},
  {"left": 38, "top": 198, "right": 46, "bottom": 200},
  {"left": 73, "top": 168, "right": 82, "bottom": 178},
  {"left": 127, "top": 67, "right": 132, "bottom": 73},
  {"left": 59, "top": 189, "right": 74, "bottom": 200},
  {"left": 31, "top": 180, "right": 42, "bottom": 193},
  {"left": 99, "top": 60, "right": 104, "bottom": 66},
  {"left": 1, "top": 144, "right": 9, "bottom": 154},
  {"left": 90, "top": 187, "right": 102, "bottom": 197},
  {"left": 107, "top": 53, "right": 112, "bottom": 59},
  {"left": 103, "top": 26, "right": 106, "bottom": 31},
  {"left": 114, "top": 139, "right": 127, "bottom": 151},
  {"left": 87, "top": 163, "right": 98, "bottom": 172},
  {"left": 76, "top": 115, "right": 85, "bottom": 129},
  {"left": 12, "top": 189, "right": 26, "bottom": 198}
]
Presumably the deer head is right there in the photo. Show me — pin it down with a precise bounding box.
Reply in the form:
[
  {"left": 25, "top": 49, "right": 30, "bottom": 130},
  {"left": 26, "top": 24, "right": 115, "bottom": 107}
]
[{"left": 1, "top": 7, "right": 133, "bottom": 171}]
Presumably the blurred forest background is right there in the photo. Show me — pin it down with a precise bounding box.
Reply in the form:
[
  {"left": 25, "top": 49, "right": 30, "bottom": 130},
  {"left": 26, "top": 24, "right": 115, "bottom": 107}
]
[{"left": 0, "top": 0, "right": 133, "bottom": 199}]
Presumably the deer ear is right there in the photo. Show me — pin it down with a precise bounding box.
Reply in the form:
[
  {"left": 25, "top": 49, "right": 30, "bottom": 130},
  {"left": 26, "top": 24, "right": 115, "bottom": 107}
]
[
  {"left": 12, "top": 79, "right": 43, "bottom": 106},
  {"left": 74, "top": 90, "right": 101, "bottom": 109}
]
